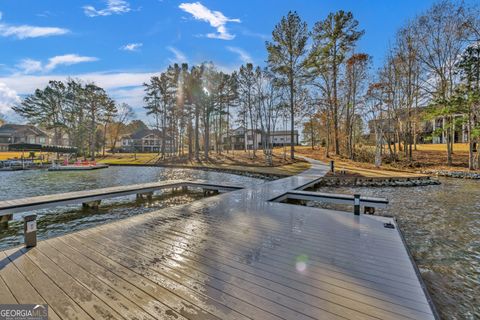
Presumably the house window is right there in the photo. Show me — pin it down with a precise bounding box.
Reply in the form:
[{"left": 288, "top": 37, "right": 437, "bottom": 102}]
[
  {"left": 39, "top": 137, "right": 46, "bottom": 144},
  {"left": 29, "top": 137, "right": 35, "bottom": 144}
]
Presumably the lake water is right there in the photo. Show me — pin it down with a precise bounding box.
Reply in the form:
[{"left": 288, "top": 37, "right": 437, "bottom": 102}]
[
  {"left": 0, "top": 166, "right": 264, "bottom": 250},
  {"left": 311, "top": 178, "right": 480, "bottom": 320}
]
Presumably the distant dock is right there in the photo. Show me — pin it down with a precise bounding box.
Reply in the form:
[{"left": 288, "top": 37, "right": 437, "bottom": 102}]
[
  {"left": 0, "top": 159, "right": 437, "bottom": 319},
  {"left": 48, "top": 163, "right": 109, "bottom": 171}
]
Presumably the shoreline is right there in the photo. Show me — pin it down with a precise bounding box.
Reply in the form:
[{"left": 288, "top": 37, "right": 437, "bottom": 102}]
[
  {"left": 105, "top": 162, "right": 290, "bottom": 180},
  {"left": 103, "top": 160, "right": 443, "bottom": 187}
]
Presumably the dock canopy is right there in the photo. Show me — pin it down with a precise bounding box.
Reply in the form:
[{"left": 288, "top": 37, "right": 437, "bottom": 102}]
[{"left": 8, "top": 143, "right": 78, "bottom": 153}]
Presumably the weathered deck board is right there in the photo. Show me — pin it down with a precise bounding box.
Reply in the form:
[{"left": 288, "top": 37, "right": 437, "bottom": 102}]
[
  {"left": 56, "top": 237, "right": 218, "bottom": 320},
  {"left": 1, "top": 250, "right": 92, "bottom": 319},
  {"left": 43, "top": 238, "right": 187, "bottom": 320},
  {"left": 77, "top": 223, "right": 427, "bottom": 320},
  {"left": 0, "top": 159, "right": 437, "bottom": 319},
  {"left": 75, "top": 207, "right": 433, "bottom": 319}
]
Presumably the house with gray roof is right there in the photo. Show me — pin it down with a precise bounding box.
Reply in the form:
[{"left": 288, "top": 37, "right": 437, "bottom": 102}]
[{"left": 0, "top": 124, "right": 50, "bottom": 151}]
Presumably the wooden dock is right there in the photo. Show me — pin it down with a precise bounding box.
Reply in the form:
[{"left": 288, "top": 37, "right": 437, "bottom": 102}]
[
  {"left": 0, "top": 180, "right": 244, "bottom": 217},
  {"left": 0, "top": 159, "right": 437, "bottom": 319}
]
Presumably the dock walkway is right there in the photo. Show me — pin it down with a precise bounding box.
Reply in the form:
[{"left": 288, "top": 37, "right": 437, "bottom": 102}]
[
  {"left": 0, "top": 159, "right": 437, "bottom": 319},
  {"left": 0, "top": 180, "right": 243, "bottom": 217}
]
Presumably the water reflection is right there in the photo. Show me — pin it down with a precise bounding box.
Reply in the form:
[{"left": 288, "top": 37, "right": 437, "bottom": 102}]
[{"left": 312, "top": 178, "right": 480, "bottom": 320}]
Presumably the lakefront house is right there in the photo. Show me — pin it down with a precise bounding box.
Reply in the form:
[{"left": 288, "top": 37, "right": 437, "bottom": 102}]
[
  {"left": 0, "top": 124, "right": 50, "bottom": 151},
  {"left": 224, "top": 127, "right": 300, "bottom": 150},
  {"left": 120, "top": 128, "right": 175, "bottom": 153}
]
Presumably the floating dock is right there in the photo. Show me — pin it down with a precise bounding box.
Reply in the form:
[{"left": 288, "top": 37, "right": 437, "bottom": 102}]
[
  {"left": 48, "top": 164, "right": 109, "bottom": 171},
  {"left": 0, "top": 160, "right": 437, "bottom": 319}
]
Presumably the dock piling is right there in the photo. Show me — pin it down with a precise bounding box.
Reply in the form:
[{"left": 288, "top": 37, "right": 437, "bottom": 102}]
[
  {"left": 0, "top": 214, "right": 12, "bottom": 229},
  {"left": 24, "top": 214, "right": 37, "bottom": 247},
  {"left": 136, "top": 192, "right": 153, "bottom": 200},
  {"left": 82, "top": 200, "right": 101, "bottom": 209},
  {"left": 364, "top": 206, "right": 376, "bottom": 215},
  {"left": 354, "top": 194, "right": 361, "bottom": 215}
]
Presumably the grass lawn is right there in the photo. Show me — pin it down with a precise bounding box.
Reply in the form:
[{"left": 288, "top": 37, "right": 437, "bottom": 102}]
[
  {"left": 292, "top": 142, "right": 480, "bottom": 176},
  {"left": 0, "top": 152, "right": 50, "bottom": 161},
  {"left": 291, "top": 146, "right": 427, "bottom": 178},
  {"left": 414, "top": 143, "right": 470, "bottom": 152},
  {"left": 98, "top": 151, "right": 311, "bottom": 176},
  {"left": 0, "top": 150, "right": 310, "bottom": 176},
  {"left": 393, "top": 143, "right": 473, "bottom": 171},
  {"left": 97, "top": 153, "right": 160, "bottom": 165}
]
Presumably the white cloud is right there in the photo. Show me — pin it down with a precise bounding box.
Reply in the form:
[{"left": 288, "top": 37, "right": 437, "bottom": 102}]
[
  {"left": 16, "top": 59, "right": 43, "bottom": 74},
  {"left": 120, "top": 43, "right": 143, "bottom": 52},
  {"left": 83, "top": 0, "right": 131, "bottom": 17},
  {"left": 167, "top": 46, "right": 188, "bottom": 63},
  {"left": 0, "top": 83, "right": 21, "bottom": 114},
  {"left": 0, "top": 71, "right": 156, "bottom": 118},
  {"left": 0, "top": 71, "right": 155, "bottom": 94},
  {"left": 16, "top": 54, "right": 98, "bottom": 74},
  {"left": 226, "top": 46, "right": 252, "bottom": 64},
  {"left": 45, "top": 54, "right": 98, "bottom": 71},
  {"left": 0, "top": 11, "right": 69, "bottom": 39},
  {"left": 179, "top": 2, "right": 240, "bottom": 40},
  {"left": 241, "top": 29, "right": 269, "bottom": 40},
  {"left": 109, "top": 86, "right": 145, "bottom": 107}
]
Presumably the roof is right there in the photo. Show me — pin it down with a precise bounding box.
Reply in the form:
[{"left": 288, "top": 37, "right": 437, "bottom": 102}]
[
  {"left": 270, "top": 130, "right": 299, "bottom": 135},
  {"left": 8, "top": 143, "right": 78, "bottom": 153},
  {"left": 125, "top": 128, "right": 162, "bottom": 140},
  {"left": 229, "top": 128, "right": 298, "bottom": 136},
  {"left": 0, "top": 124, "right": 49, "bottom": 137}
]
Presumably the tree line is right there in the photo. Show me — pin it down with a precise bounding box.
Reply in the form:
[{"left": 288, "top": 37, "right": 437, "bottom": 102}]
[
  {"left": 140, "top": 8, "right": 367, "bottom": 162},
  {"left": 12, "top": 79, "right": 134, "bottom": 158},
  {"left": 361, "top": 1, "right": 480, "bottom": 168},
  {"left": 10, "top": 0, "right": 480, "bottom": 168}
]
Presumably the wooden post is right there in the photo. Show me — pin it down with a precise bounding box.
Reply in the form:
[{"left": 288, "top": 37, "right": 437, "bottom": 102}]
[
  {"left": 0, "top": 214, "right": 12, "bottom": 228},
  {"left": 82, "top": 200, "right": 101, "bottom": 209},
  {"left": 24, "top": 214, "right": 37, "bottom": 248},
  {"left": 354, "top": 194, "right": 360, "bottom": 215},
  {"left": 330, "top": 160, "right": 335, "bottom": 173},
  {"left": 136, "top": 192, "right": 153, "bottom": 200}
]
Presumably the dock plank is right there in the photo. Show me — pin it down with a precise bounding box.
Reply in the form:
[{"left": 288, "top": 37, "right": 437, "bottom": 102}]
[
  {"left": 0, "top": 276, "right": 16, "bottom": 304},
  {"left": 33, "top": 242, "right": 158, "bottom": 320},
  {"left": 45, "top": 238, "right": 187, "bottom": 320},
  {"left": 79, "top": 216, "right": 433, "bottom": 320},
  {"left": 76, "top": 229, "right": 346, "bottom": 320},
  {"left": 2, "top": 250, "right": 92, "bottom": 319},
  {"left": 21, "top": 247, "right": 125, "bottom": 320},
  {"left": 0, "top": 251, "right": 62, "bottom": 320},
  {"left": 58, "top": 236, "right": 219, "bottom": 320},
  {"left": 0, "top": 180, "right": 243, "bottom": 217},
  {"left": 69, "top": 233, "right": 285, "bottom": 320}
]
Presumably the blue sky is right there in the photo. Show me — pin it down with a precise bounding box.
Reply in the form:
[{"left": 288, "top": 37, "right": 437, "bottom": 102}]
[{"left": 0, "top": 0, "right": 454, "bottom": 121}]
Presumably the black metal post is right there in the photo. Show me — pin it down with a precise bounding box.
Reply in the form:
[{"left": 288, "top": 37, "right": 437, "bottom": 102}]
[
  {"left": 354, "top": 194, "right": 361, "bottom": 215},
  {"left": 330, "top": 160, "right": 335, "bottom": 173},
  {"left": 24, "top": 214, "right": 37, "bottom": 247}
]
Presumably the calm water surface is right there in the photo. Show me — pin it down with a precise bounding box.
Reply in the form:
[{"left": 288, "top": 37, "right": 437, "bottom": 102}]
[
  {"left": 0, "top": 166, "right": 264, "bottom": 249},
  {"left": 312, "top": 178, "right": 480, "bottom": 320}
]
